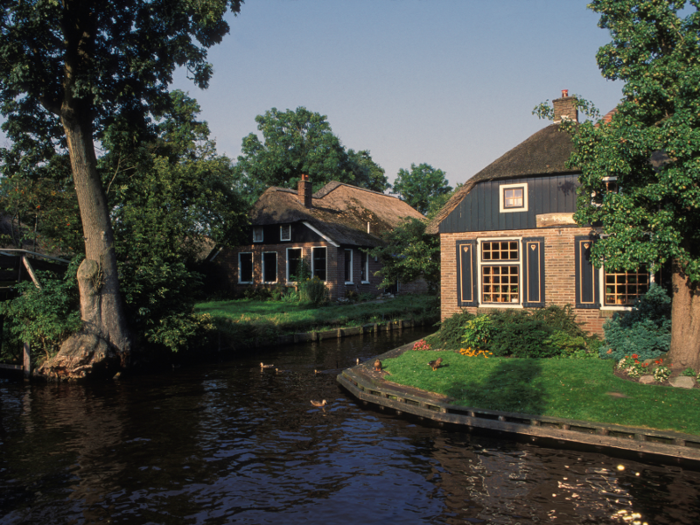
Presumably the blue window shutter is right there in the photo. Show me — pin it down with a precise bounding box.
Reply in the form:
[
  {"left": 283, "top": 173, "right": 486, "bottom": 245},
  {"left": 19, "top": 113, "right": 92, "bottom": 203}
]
[
  {"left": 457, "top": 240, "right": 477, "bottom": 307},
  {"left": 522, "top": 237, "right": 545, "bottom": 307},
  {"left": 575, "top": 236, "right": 600, "bottom": 309}
]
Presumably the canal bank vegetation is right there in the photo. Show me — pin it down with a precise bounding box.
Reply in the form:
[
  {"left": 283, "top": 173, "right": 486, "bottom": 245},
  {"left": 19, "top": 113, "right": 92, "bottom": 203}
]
[
  {"left": 380, "top": 351, "right": 700, "bottom": 435},
  {"left": 381, "top": 288, "right": 699, "bottom": 435},
  {"left": 195, "top": 293, "right": 439, "bottom": 349}
]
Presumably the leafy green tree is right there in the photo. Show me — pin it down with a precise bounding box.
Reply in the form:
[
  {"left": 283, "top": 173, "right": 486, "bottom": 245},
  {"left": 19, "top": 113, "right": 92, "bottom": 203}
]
[
  {"left": 234, "top": 107, "right": 388, "bottom": 200},
  {"left": 0, "top": 258, "right": 83, "bottom": 363},
  {"left": 366, "top": 217, "right": 440, "bottom": 293},
  {"left": 103, "top": 91, "right": 249, "bottom": 353},
  {"left": 536, "top": 0, "right": 700, "bottom": 369},
  {"left": 0, "top": 0, "right": 243, "bottom": 370},
  {"left": 392, "top": 163, "right": 452, "bottom": 215},
  {"left": 425, "top": 183, "right": 463, "bottom": 220}
]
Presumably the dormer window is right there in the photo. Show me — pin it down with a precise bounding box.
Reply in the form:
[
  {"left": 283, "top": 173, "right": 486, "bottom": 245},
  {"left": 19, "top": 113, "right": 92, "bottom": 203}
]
[
  {"left": 280, "top": 224, "right": 291, "bottom": 242},
  {"left": 499, "top": 183, "right": 528, "bottom": 213},
  {"left": 253, "top": 227, "right": 263, "bottom": 243},
  {"left": 504, "top": 188, "right": 523, "bottom": 208}
]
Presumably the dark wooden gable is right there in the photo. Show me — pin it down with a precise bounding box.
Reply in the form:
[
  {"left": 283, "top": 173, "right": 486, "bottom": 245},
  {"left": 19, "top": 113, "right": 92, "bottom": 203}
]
[{"left": 439, "top": 173, "right": 580, "bottom": 234}]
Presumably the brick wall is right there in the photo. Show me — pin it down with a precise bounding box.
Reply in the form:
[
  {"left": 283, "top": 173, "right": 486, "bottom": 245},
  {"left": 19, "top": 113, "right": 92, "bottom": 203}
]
[
  {"left": 440, "top": 227, "right": 607, "bottom": 336},
  {"left": 210, "top": 244, "right": 424, "bottom": 301}
]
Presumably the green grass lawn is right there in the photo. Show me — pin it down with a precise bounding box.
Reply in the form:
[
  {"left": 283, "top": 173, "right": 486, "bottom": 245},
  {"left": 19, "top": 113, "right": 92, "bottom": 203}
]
[
  {"left": 382, "top": 350, "right": 700, "bottom": 436},
  {"left": 194, "top": 294, "right": 439, "bottom": 345}
]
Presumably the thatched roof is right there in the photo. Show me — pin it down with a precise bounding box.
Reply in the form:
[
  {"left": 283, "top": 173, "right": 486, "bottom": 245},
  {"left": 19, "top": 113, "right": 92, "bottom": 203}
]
[
  {"left": 252, "top": 181, "right": 425, "bottom": 247},
  {"left": 427, "top": 123, "right": 579, "bottom": 234}
]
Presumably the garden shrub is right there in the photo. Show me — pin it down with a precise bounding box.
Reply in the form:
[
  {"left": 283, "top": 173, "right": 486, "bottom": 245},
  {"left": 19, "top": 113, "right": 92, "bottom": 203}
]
[
  {"left": 0, "top": 258, "right": 83, "bottom": 364},
  {"left": 489, "top": 317, "right": 559, "bottom": 358},
  {"left": 461, "top": 314, "right": 493, "bottom": 350},
  {"left": 298, "top": 277, "right": 330, "bottom": 306},
  {"left": 427, "top": 304, "right": 598, "bottom": 358},
  {"left": 425, "top": 309, "right": 475, "bottom": 350},
  {"left": 602, "top": 284, "right": 671, "bottom": 361}
]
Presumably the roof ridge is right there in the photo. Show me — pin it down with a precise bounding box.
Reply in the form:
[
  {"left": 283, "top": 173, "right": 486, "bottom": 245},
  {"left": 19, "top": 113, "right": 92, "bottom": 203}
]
[{"left": 313, "top": 180, "right": 400, "bottom": 200}]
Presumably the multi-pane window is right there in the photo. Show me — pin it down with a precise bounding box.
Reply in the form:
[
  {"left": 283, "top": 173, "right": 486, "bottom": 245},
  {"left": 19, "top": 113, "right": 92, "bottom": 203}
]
[
  {"left": 280, "top": 224, "right": 291, "bottom": 242},
  {"left": 263, "top": 252, "right": 277, "bottom": 283},
  {"left": 503, "top": 187, "right": 524, "bottom": 209},
  {"left": 239, "top": 253, "right": 253, "bottom": 283},
  {"left": 313, "top": 247, "right": 327, "bottom": 281},
  {"left": 604, "top": 269, "right": 649, "bottom": 306},
  {"left": 344, "top": 249, "right": 353, "bottom": 283},
  {"left": 253, "top": 227, "right": 263, "bottom": 243},
  {"left": 481, "top": 240, "right": 520, "bottom": 304},
  {"left": 287, "top": 248, "right": 302, "bottom": 282},
  {"left": 360, "top": 251, "right": 369, "bottom": 282},
  {"left": 499, "top": 183, "right": 528, "bottom": 213}
]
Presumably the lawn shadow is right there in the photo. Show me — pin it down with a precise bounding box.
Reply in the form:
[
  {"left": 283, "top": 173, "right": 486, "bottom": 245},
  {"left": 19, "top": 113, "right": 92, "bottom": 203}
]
[{"left": 445, "top": 359, "right": 546, "bottom": 416}]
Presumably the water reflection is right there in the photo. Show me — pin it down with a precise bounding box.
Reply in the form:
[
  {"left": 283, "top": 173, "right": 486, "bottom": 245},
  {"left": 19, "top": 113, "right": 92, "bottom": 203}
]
[{"left": 1, "top": 329, "right": 699, "bottom": 525}]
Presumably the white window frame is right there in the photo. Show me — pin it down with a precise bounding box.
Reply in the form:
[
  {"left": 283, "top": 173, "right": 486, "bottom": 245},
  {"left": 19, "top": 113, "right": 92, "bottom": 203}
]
[
  {"left": 238, "top": 252, "right": 254, "bottom": 284},
  {"left": 280, "top": 224, "right": 292, "bottom": 242},
  {"left": 311, "top": 246, "right": 328, "bottom": 282},
  {"left": 262, "top": 251, "right": 278, "bottom": 284},
  {"left": 598, "top": 265, "right": 653, "bottom": 311},
  {"left": 360, "top": 251, "right": 370, "bottom": 284},
  {"left": 344, "top": 249, "right": 353, "bottom": 284},
  {"left": 499, "top": 182, "right": 528, "bottom": 213},
  {"left": 286, "top": 247, "right": 303, "bottom": 284},
  {"left": 253, "top": 226, "right": 264, "bottom": 243},
  {"left": 476, "top": 237, "right": 524, "bottom": 308}
]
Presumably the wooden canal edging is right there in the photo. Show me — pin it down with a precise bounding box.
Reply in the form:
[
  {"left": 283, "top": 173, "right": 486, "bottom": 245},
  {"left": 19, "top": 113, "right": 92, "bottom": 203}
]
[
  {"left": 337, "top": 342, "right": 700, "bottom": 463},
  {"left": 220, "top": 318, "right": 428, "bottom": 352}
]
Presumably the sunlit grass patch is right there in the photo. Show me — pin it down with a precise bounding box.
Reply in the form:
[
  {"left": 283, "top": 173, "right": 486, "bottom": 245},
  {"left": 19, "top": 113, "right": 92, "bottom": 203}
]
[{"left": 382, "top": 351, "right": 700, "bottom": 435}]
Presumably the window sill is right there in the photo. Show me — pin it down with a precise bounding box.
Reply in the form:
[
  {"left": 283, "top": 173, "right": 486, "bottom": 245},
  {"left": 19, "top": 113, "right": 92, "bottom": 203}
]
[
  {"left": 361, "top": 281, "right": 370, "bottom": 285},
  {"left": 479, "top": 303, "right": 524, "bottom": 309},
  {"left": 600, "top": 305, "right": 634, "bottom": 311},
  {"left": 345, "top": 281, "right": 354, "bottom": 285},
  {"left": 238, "top": 281, "right": 253, "bottom": 285}
]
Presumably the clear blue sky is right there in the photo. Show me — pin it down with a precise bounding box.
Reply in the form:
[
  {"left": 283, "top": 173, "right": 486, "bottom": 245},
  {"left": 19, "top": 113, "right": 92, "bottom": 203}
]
[{"left": 176, "top": 1, "right": 623, "bottom": 189}]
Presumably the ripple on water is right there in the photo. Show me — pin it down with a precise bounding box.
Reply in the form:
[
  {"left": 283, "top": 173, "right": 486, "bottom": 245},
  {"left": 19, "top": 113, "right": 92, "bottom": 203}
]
[{"left": 1, "top": 329, "right": 700, "bottom": 524}]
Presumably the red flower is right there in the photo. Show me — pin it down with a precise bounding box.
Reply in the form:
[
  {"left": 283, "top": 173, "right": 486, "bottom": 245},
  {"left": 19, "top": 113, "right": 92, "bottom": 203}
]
[{"left": 632, "top": 354, "right": 639, "bottom": 359}]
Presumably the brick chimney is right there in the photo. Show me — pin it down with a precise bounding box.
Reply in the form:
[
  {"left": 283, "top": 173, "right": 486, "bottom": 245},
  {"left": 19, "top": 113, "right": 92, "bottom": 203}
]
[
  {"left": 552, "top": 89, "right": 578, "bottom": 123},
  {"left": 298, "top": 174, "right": 312, "bottom": 208}
]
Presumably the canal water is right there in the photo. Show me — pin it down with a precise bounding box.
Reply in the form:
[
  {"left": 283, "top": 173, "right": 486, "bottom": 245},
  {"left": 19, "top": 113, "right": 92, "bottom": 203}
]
[{"left": 1, "top": 328, "right": 699, "bottom": 525}]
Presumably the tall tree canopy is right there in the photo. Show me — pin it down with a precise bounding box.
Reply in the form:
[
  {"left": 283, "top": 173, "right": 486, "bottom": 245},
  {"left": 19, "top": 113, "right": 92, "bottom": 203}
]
[
  {"left": 538, "top": 0, "right": 700, "bottom": 369},
  {"left": 234, "top": 107, "right": 388, "bottom": 201},
  {"left": 392, "top": 163, "right": 452, "bottom": 215},
  {"left": 366, "top": 217, "right": 440, "bottom": 294},
  {"left": 0, "top": 0, "right": 243, "bottom": 375}
]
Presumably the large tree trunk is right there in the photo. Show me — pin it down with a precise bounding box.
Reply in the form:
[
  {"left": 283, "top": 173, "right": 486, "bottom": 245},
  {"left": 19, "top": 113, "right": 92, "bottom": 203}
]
[
  {"left": 36, "top": 2, "right": 132, "bottom": 380},
  {"left": 38, "top": 108, "right": 133, "bottom": 379},
  {"left": 669, "top": 260, "right": 700, "bottom": 371}
]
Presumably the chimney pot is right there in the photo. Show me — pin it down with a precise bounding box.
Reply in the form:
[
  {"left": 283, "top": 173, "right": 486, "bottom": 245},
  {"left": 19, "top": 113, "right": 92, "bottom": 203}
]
[{"left": 562, "top": 89, "right": 568, "bottom": 97}]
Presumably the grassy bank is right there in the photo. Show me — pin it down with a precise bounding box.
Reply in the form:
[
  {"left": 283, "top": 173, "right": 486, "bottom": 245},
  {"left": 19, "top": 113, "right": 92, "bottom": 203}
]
[
  {"left": 381, "top": 350, "right": 700, "bottom": 436},
  {"left": 195, "top": 294, "right": 439, "bottom": 348}
]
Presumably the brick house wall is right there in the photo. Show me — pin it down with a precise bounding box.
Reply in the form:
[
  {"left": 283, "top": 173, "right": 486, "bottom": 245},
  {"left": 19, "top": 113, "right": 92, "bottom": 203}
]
[
  {"left": 210, "top": 242, "right": 405, "bottom": 301},
  {"left": 440, "top": 227, "right": 609, "bottom": 336}
]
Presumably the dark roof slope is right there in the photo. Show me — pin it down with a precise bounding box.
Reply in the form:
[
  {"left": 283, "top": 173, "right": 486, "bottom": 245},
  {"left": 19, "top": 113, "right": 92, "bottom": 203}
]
[
  {"left": 427, "top": 123, "right": 578, "bottom": 234},
  {"left": 251, "top": 181, "right": 425, "bottom": 247}
]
